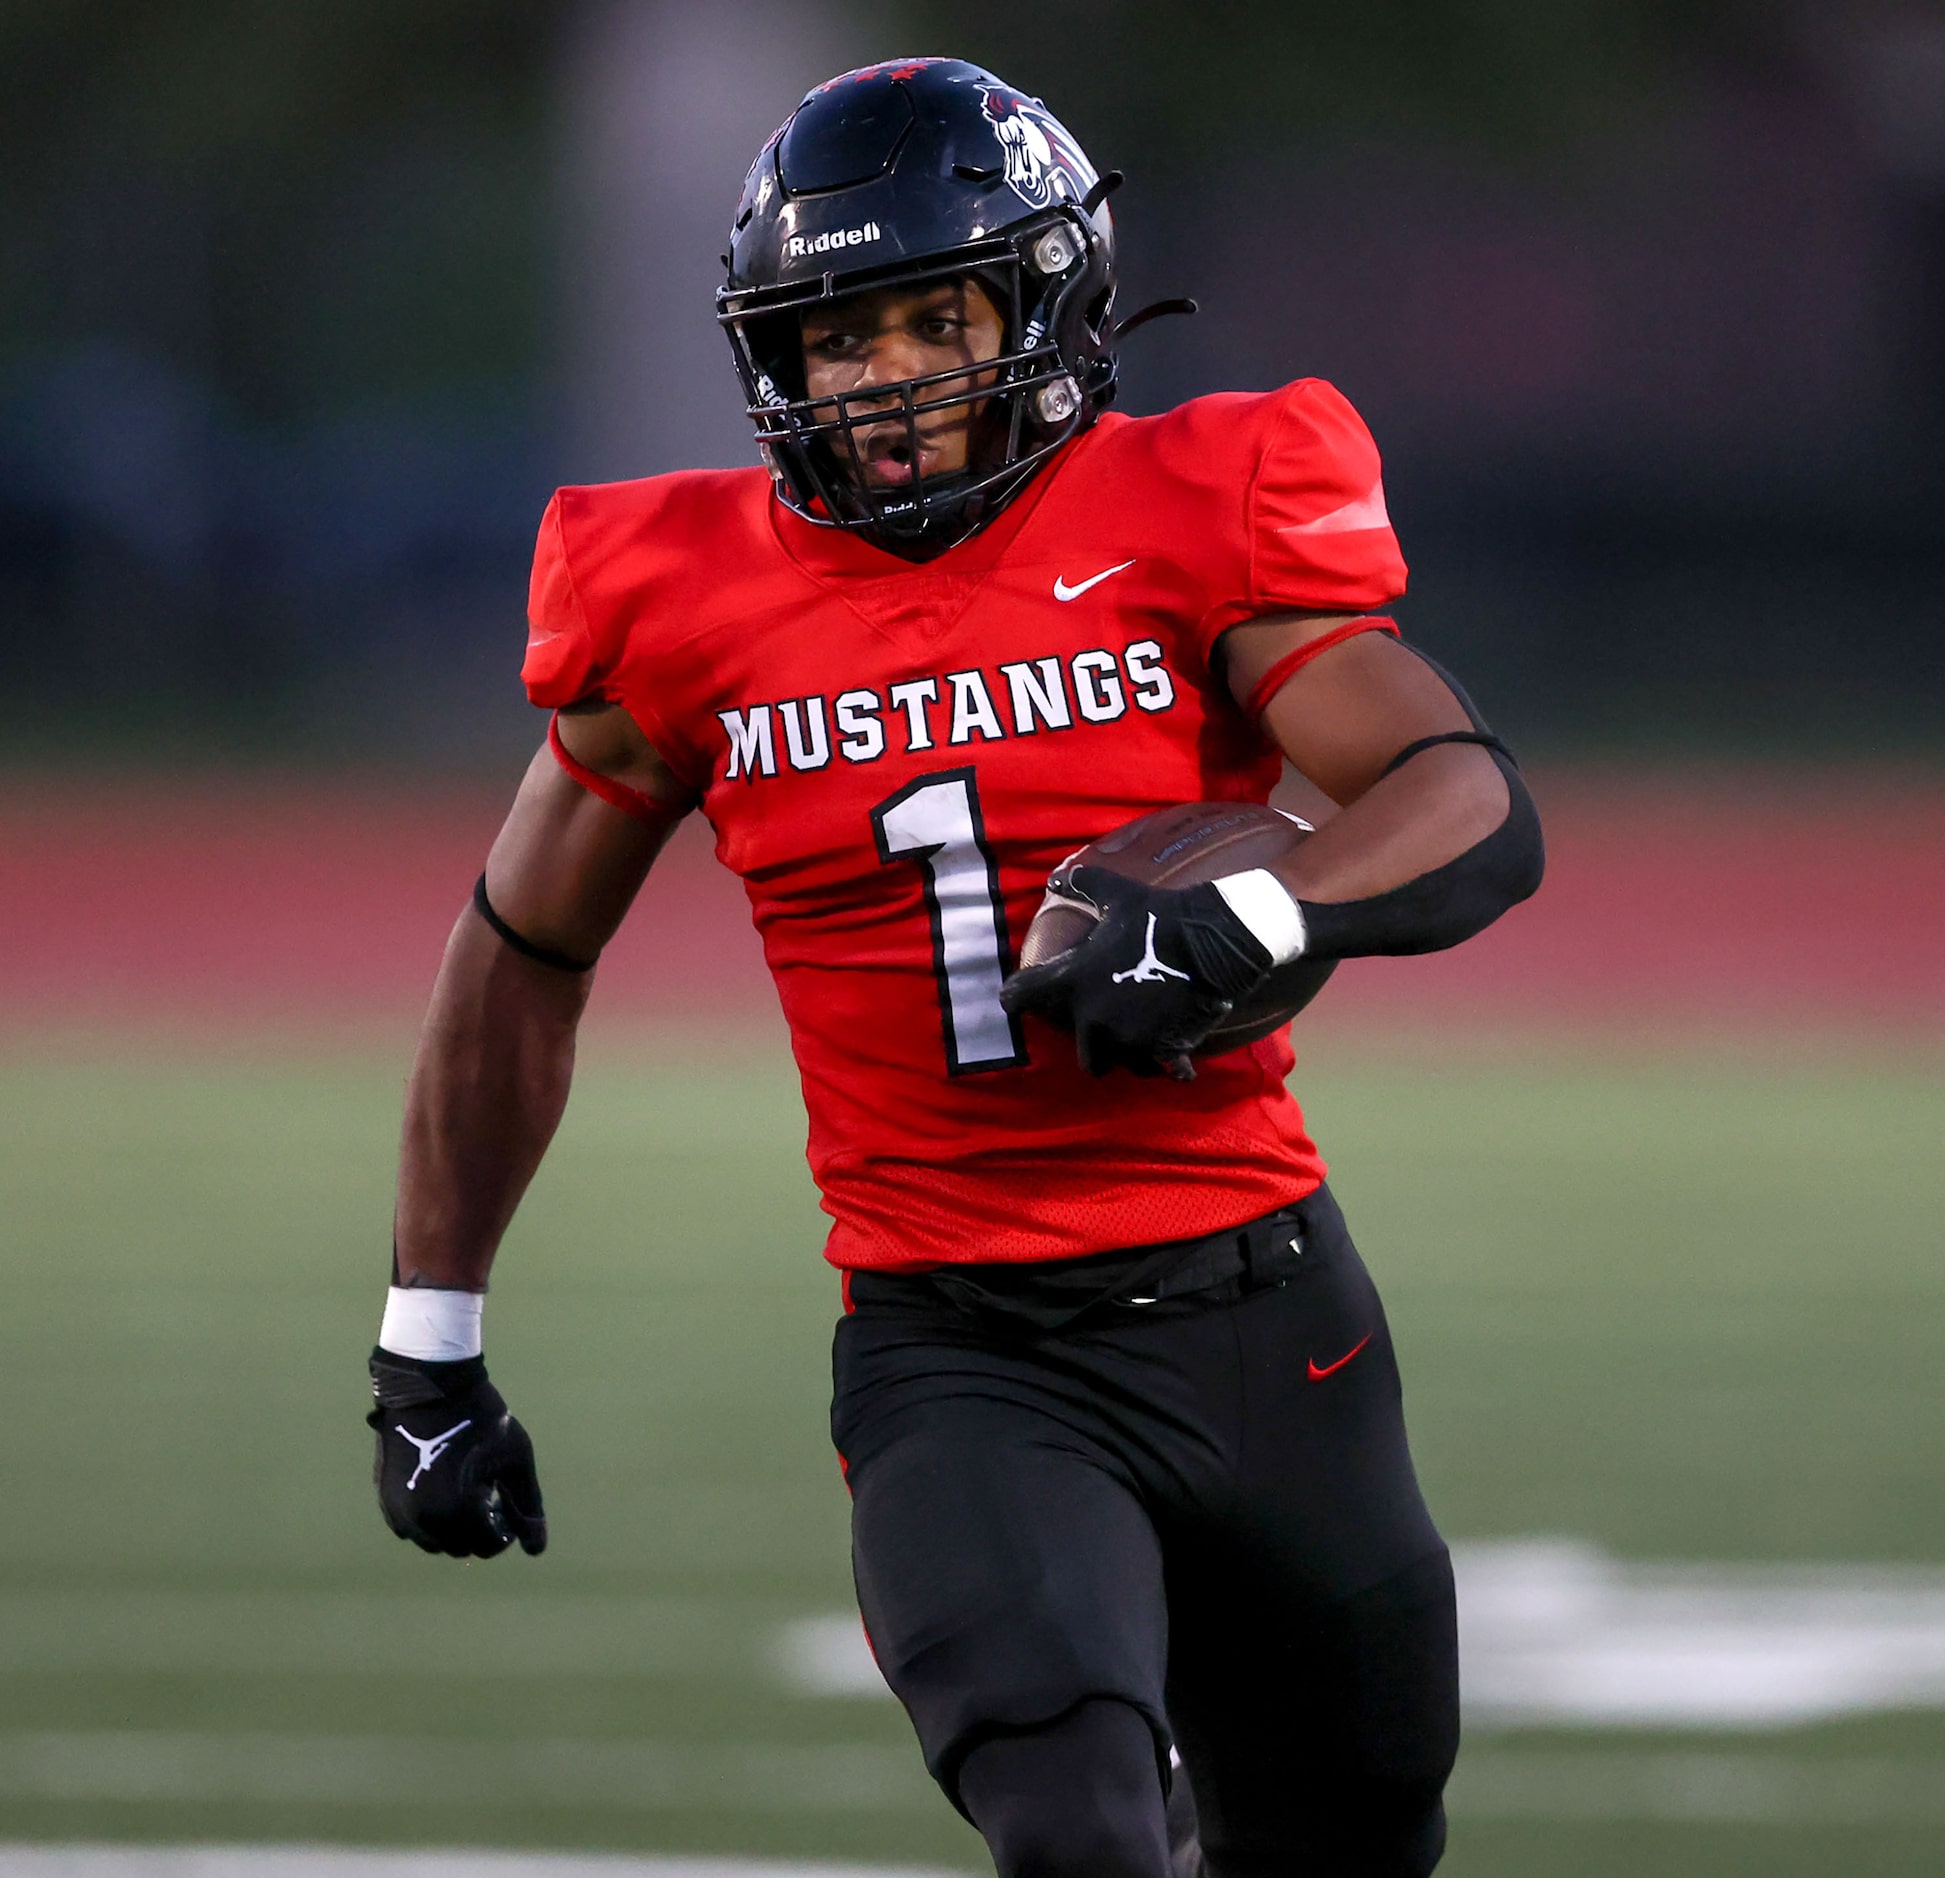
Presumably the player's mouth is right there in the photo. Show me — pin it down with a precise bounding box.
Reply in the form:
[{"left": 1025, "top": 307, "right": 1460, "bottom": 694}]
[{"left": 856, "top": 427, "right": 951, "bottom": 487}]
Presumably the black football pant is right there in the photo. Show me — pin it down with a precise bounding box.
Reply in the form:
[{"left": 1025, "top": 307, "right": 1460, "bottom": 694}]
[{"left": 832, "top": 1183, "right": 1458, "bottom": 1877}]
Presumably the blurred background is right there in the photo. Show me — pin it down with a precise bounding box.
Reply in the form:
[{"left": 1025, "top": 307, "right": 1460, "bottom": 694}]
[
  {"left": 1, "top": 3, "right": 1941, "bottom": 1876},
  {"left": 7, "top": 0, "right": 1945, "bottom": 760}
]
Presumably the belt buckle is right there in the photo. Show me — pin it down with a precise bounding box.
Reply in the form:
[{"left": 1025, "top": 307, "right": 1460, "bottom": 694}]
[{"left": 1244, "top": 1220, "right": 1305, "bottom": 1288}]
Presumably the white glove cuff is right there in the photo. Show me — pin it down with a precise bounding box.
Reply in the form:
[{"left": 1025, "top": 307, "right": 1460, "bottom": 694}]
[
  {"left": 379, "top": 1285, "right": 483, "bottom": 1362},
  {"left": 1213, "top": 868, "right": 1308, "bottom": 966}
]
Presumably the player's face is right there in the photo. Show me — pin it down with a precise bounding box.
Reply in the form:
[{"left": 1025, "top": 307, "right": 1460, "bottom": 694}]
[{"left": 800, "top": 277, "right": 1005, "bottom": 488}]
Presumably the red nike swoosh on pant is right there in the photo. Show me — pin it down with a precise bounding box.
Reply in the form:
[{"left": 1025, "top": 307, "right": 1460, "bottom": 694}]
[{"left": 1307, "top": 1335, "right": 1371, "bottom": 1382}]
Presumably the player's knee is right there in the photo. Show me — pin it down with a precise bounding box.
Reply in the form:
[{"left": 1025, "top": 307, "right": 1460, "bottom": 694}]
[
  {"left": 957, "top": 1698, "right": 1171, "bottom": 1878},
  {"left": 988, "top": 1798, "right": 1167, "bottom": 1878},
  {"left": 1369, "top": 1782, "right": 1448, "bottom": 1877},
  {"left": 1334, "top": 1780, "right": 1449, "bottom": 1878},
  {"left": 1203, "top": 1785, "right": 1445, "bottom": 1878}
]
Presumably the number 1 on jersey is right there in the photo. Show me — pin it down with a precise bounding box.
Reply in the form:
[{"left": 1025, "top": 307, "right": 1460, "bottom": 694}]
[{"left": 871, "top": 768, "right": 1028, "bottom": 1075}]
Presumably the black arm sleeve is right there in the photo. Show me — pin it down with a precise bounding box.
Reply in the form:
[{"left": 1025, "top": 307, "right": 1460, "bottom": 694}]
[
  {"left": 1294, "top": 642, "right": 1545, "bottom": 960},
  {"left": 1297, "top": 750, "right": 1544, "bottom": 958}
]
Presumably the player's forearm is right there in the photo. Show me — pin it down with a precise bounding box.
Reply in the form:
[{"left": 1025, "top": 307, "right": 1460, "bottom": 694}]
[
  {"left": 393, "top": 906, "right": 592, "bottom": 1291},
  {"left": 1267, "top": 746, "right": 1544, "bottom": 958},
  {"left": 1276, "top": 743, "right": 1506, "bottom": 903}
]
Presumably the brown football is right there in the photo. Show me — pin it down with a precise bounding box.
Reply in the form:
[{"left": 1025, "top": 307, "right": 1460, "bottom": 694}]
[{"left": 1017, "top": 801, "right": 1336, "bottom": 1054}]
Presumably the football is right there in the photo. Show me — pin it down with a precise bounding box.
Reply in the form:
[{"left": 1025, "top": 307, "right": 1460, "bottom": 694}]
[{"left": 1017, "top": 801, "right": 1337, "bottom": 1054}]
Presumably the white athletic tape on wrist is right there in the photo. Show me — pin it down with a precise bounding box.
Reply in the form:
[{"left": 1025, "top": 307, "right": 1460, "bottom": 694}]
[
  {"left": 379, "top": 1286, "right": 483, "bottom": 1362},
  {"left": 1213, "top": 868, "right": 1307, "bottom": 965}
]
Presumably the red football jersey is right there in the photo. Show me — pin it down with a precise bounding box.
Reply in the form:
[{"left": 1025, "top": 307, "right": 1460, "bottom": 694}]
[{"left": 523, "top": 379, "right": 1407, "bottom": 1269}]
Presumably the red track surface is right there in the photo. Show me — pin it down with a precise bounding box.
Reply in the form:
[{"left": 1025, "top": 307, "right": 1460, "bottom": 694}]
[{"left": 2, "top": 769, "right": 1938, "bottom": 1036}]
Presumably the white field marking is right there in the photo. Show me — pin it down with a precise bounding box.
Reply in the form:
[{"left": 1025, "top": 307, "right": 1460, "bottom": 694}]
[
  {"left": 1455, "top": 1539, "right": 1945, "bottom": 1729},
  {"left": 0, "top": 1736, "right": 929, "bottom": 1814},
  {"left": 778, "top": 1541, "right": 1945, "bottom": 1728},
  {"left": 0, "top": 1851, "right": 967, "bottom": 1878},
  {"left": 774, "top": 1617, "right": 890, "bottom": 1699},
  {"left": 1450, "top": 1749, "right": 1945, "bottom": 1826},
  {"left": 0, "top": 1591, "right": 754, "bottom": 1680}
]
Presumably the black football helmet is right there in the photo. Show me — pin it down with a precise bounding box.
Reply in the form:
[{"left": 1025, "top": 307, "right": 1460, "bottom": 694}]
[{"left": 718, "top": 58, "right": 1121, "bottom": 555}]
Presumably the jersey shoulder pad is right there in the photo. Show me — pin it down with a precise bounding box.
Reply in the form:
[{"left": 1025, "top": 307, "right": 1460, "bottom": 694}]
[
  {"left": 521, "top": 467, "right": 771, "bottom": 712},
  {"left": 1122, "top": 381, "right": 1408, "bottom": 645}
]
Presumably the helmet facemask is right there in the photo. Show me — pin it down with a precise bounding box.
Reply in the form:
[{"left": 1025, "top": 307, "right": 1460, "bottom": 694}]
[{"left": 720, "top": 212, "right": 1113, "bottom": 556}]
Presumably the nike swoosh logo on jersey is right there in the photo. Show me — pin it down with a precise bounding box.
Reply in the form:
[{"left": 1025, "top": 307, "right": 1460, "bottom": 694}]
[
  {"left": 1306, "top": 1335, "right": 1371, "bottom": 1382},
  {"left": 1053, "top": 559, "right": 1136, "bottom": 601}
]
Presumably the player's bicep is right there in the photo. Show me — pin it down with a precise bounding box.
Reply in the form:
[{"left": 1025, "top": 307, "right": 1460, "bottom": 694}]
[
  {"left": 1225, "top": 614, "right": 1481, "bottom": 806},
  {"left": 1216, "top": 608, "right": 1362, "bottom": 706},
  {"left": 553, "top": 697, "right": 693, "bottom": 802},
  {"left": 483, "top": 705, "right": 692, "bottom": 962}
]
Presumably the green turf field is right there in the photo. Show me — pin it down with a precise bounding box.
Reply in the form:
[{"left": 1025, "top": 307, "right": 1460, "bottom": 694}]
[{"left": 2, "top": 1032, "right": 1941, "bottom": 1876}]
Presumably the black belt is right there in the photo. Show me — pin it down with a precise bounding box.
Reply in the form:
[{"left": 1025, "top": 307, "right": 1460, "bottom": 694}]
[
  {"left": 849, "top": 1193, "right": 1316, "bottom": 1333},
  {"left": 1113, "top": 1205, "right": 1308, "bottom": 1304}
]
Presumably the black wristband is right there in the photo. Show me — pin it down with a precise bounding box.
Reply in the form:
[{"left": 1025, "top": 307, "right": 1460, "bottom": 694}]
[{"left": 472, "top": 875, "right": 597, "bottom": 973}]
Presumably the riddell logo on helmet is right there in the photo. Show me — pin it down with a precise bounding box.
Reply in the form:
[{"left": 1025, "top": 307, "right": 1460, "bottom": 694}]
[{"left": 785, "top": 222, "right": 883, "bottom": 260}]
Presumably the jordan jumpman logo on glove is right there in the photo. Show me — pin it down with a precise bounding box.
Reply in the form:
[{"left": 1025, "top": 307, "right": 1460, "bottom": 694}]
[{"left": 1001, "top": 867, "right": 1274, "bottom": 1080}]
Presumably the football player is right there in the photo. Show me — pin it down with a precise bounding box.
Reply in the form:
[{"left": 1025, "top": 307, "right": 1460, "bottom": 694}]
[{"left": 369, "top": 58, "right": 1543, "bottom": 1878}]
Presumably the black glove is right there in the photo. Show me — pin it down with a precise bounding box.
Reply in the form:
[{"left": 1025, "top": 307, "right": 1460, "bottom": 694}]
[
  {"left": 368, "top": 1349, "right": 547, "bottom": 1558},
  {"left": 999, "top": 865, "right": 1274, "bottom": 1080}
]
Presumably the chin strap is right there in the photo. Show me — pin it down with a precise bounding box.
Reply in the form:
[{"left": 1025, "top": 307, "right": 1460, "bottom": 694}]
[
  {"left": 1110, "top": 297, "right": 1198, "bottom": 343},
  {"left": 1080, "top": 169, "right": 1126, "bottom": 217}
]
